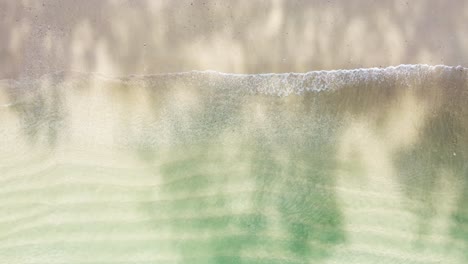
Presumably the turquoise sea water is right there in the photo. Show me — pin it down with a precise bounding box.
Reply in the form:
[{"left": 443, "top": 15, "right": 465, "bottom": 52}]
[{"left": 0, "top": 65, "right": 467, "bottom": 263}]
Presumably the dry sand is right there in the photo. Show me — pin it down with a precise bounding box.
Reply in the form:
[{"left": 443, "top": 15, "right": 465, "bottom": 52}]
[{"left": 1, "top": 0, "right": 467, "bottom": 78}]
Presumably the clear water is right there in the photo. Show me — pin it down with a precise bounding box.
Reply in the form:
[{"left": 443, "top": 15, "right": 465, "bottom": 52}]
[{"left": 0, "top": 65, "right": 467, "bottom": 263}]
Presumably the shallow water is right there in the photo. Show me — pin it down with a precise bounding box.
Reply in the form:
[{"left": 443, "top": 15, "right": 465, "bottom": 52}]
[{"left": 0, "top": 65, "right": 467, "bottom": 263}]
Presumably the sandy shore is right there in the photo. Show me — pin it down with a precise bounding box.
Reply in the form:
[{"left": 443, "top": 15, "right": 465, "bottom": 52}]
[{"left": 1, "top": 0, "right": 467, "bottom": 79}]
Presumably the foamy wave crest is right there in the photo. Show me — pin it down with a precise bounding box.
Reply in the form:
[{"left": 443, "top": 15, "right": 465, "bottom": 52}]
[{"left": 2, "top": 64, "right": 466, "bottom": 98}]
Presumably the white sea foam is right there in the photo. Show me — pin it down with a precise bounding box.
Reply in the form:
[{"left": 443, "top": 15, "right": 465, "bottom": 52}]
[{"left": 1, "top": 64, "right": 466, "bottom": 98}]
